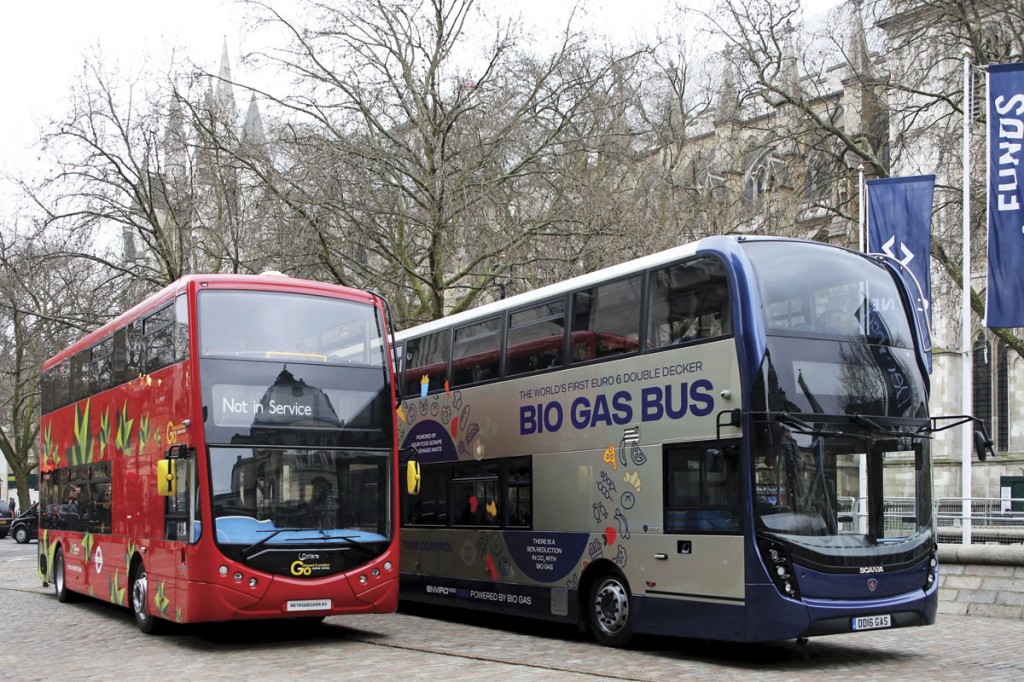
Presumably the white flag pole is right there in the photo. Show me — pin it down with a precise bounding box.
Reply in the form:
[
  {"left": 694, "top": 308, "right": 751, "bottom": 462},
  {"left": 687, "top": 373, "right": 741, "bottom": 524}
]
[
  {"left": 858, "top": 163, "right": 867, "bottom": 532},
  {"left": 859, "top": 164, "right": 866, "bottom": 252},
  {"left": 961, "top": 46, "right": 973, "bottom": 544}
]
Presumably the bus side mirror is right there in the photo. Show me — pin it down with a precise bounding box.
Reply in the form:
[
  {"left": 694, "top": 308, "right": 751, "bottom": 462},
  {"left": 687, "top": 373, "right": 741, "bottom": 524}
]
[
  {"left": 157, "top": 459, "right": 175, "bottom": 497},
  {"left": 406, "top": 460, "right": 421, "bottom": 496},
  {"left": 974, "top": 430, "right": 994, "bottom": 462}
]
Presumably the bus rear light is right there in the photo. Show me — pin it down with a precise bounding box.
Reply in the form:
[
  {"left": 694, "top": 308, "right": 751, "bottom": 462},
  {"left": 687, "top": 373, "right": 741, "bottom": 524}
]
[
  {"left": 219, "top": 565, "right": 228, "bottom": 576},
  {"left": 359, "top": 574, "right": 368, "bottom": 584},
  {"left": 372, "top": 568, "right": 380, "bottom": 577},
  {"left": 249, "top": 578, "right": 258, "bottom": 588},
  {"left": 384, "top": 561, "right": 393, "bottom": 571},
  {"left": 234, "top": 572, "right": 243, "bottom": 583}
]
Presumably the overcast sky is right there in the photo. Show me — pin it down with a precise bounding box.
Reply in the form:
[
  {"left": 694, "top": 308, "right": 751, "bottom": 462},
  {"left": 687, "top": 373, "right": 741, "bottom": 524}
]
[
  {"left": 0, "top": 0, "right": 840, "bottom": 203},
  {"left": 0, "top": 1, "right": 241, "bottom": 180}
]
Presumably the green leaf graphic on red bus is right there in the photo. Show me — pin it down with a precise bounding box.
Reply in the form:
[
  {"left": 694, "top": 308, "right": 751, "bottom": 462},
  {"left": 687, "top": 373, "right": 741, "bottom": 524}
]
[
  {"left": 67, "top": 400, "right": 93, "bottom": 466},
  {"left": 115, "top": 401, "right": 135, "bottom": 456},
  {"left": 110, "top": 569, "right": 126, "bottom": 606},
  {"left": 42, "top": 424, "right": 58, "bottom": 468},
  {"left": 138, "top": 416, "right": 151, "bottom": 454},
  {"left": 81, "top": 533, "right": 94, "bottom": 563},
  {"left": 99, "top": 408, "right": 111, "bottom": 456},
  {"left": 155, "top": 580, "right": 170, "bottom": 617}
]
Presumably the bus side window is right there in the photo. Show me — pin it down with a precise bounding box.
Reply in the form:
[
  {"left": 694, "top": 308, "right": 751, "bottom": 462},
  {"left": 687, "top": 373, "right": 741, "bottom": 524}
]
[
  {"left": 43, "top": 361, "right": 71, "bottom": 412},
  {"left": 647, "top": 256, "right": 731, "bottom": 350},
  {"left": 69, "top": 352, "right": 87, "bottom": 404},
  {"left": 112, "top": 328, "right": 128, "bottom": 382},
  {"left": 403, "top": 329, "right": 451, "bottom": 397},
  {"left": 144, "top": 304, "right": 176, "bottom": 374},
  {"left": 451, "top": 316, "right": 502, "bottom": 388},
  {"left": 174, "top": 294, "right": 190, "bottom": 362},
  {"left": 506, "top": 299, "right": 566, "bottom": 377},
  {"left": 125, "top": 320, "right": 143, "bottom": 379},
  {"left": 507, "top": 460, "right": 532, "bottom": 528},
  {"left": 571, "top": 275, "right": 642, "bottom": 362},
  {"left": 664, "top": 442, "right": 741, "bottom": 533},
  {"left": 90, "top": 336, "right": 114, "bottom": 394},
  {"left": 404, "top": 462, "right": 448, "bottom": 526}
]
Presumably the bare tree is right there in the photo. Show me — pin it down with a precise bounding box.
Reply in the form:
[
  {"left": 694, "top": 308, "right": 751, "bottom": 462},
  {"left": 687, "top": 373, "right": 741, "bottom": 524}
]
[
  {"left": 0, "top": 221, "right": 115, "bottom": 513},
  {"left": 24, "top": 54, "right": 281, "bottom": 291},
  {"left": 685, "top": 0, "right": 1022, "bottom": 359},
  {"left": 230, "top": 0, "right": 644, "bottom": 325}
]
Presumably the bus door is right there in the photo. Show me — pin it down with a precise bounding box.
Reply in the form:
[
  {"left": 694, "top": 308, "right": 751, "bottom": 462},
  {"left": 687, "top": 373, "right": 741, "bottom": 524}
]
[
  {"left": 160, "top": 446, "right": 200, "bottom": 610},
  {"left": 657, "top": 441, "right": 745, "bottom": 601}
]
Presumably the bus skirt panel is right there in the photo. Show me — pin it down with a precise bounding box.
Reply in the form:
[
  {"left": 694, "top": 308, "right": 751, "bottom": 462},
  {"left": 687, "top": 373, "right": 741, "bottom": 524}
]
[
  {"left": 400, "top": 573, "right": 581, "bottom": 624},
  {"left": 179, "top": 574, "right": 398, "bottom": 622}
]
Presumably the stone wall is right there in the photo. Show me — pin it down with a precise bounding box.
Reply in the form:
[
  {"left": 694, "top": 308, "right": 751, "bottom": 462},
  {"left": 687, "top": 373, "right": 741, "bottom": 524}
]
[{"left": 937, "top": 544, "right": 1024, "bottom": 620}]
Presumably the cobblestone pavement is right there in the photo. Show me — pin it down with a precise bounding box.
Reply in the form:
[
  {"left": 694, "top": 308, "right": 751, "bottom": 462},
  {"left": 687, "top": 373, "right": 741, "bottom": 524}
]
[{"left": 2, "top": 541, "right": 1022, "bottom": 681}]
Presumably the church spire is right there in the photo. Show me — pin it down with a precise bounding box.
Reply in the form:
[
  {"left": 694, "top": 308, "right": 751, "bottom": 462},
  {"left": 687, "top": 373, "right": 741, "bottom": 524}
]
[
  {"left": 214, "top": 37, "right": 237, "bottom": 125},
  {"left": 242, "top": 92, "right": 268, "bottom": 155},
  {"left": 715, "top": 51, "right": 740, "bottom": 125},
  {"left": 847, "top": 0, "right": 873, "bottom": 81}
]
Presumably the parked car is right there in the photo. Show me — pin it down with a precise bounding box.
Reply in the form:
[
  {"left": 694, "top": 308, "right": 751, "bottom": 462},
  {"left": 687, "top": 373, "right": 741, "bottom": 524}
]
[
  {"left": 0, "top": 500, "right": 11, "bottom": 539},
  {"left": 10, "top": 503, "right": 39, "bottom": 544}
]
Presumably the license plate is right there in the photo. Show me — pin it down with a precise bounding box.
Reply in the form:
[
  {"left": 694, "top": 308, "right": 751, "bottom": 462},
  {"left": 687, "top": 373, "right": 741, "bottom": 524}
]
[
  {"left": 852, "top": 614, "right": 891, "bottom": 631},
  {"left": 286, "top": 599, "right": 332, "bottom": 612}
]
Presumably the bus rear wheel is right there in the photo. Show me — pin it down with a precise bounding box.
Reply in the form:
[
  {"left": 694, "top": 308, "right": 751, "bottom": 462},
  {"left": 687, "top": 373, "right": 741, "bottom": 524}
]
[
  {"left": 588, "top": 572, "right": 634, "bottom": 647},
  {"left": 130, "top": 562, "right": 165, "bottom": 634},
  {"left": 53, "top": 547, "right": 75, "bottom": 603}
]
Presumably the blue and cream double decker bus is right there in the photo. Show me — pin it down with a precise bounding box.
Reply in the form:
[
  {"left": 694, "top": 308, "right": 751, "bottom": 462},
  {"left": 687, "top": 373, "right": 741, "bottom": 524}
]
[{"left": 394, "top": 236, "right": 973, "bottom": 646}]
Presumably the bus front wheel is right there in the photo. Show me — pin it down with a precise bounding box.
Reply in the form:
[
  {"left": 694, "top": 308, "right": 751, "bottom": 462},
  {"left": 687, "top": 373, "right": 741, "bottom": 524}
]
[
  {"left": 130, "top": 562, "right": 164, "bottom": 634},
  {"left": 588, "top": 572, "right": 634, "bottom": 647},
  {"left": 53, "top": 547, "right": 75, "bottom": 603}
]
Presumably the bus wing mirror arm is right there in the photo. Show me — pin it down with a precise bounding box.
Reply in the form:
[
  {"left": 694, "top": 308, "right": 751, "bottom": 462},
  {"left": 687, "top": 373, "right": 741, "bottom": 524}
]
[
  {"left": 716, "top": 409, "right": 742, "bottom": 441},
  {"left": 928, "top": 415, "right": 995, "bottom": 461}
]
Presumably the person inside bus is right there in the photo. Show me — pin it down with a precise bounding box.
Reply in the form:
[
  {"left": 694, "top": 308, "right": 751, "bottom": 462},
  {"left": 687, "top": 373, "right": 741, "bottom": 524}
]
[{"left": 459, "top": 494, "right": 480, "bottom": 525}]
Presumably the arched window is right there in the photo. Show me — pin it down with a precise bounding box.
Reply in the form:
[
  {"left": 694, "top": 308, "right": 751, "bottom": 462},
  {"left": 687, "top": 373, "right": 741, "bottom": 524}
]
[{"left": 743, "top": 148, "right": 787, "bottom": 206}]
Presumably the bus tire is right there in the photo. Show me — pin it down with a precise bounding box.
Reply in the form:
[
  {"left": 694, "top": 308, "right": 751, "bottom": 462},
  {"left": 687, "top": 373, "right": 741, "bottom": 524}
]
[
  {"left": 130, "top": 561, "right": 165, "bottom": 635},
  {"left": 53, "top": 547, "right": 76, "bottom": 603},
  {"left": 588, "top": 571, "right": 634, "bottom": 647}
]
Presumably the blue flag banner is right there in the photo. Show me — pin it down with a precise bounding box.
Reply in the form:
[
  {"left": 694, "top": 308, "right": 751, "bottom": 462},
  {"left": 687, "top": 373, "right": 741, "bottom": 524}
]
[
  {"left": 866, "top": 175, "right": 936, "bottom": 334},
  {"left": 987, "top": 63, "right": 1024, "bottom": 328}
]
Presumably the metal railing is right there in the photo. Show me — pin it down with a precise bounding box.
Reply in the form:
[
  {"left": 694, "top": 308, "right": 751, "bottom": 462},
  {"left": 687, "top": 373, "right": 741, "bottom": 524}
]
[
  {"left": 835, "top": 496, "right": 1024, "bottom": 544},
  {"left": 936, "top": 497, "right": 1024, "bottom": 545}
]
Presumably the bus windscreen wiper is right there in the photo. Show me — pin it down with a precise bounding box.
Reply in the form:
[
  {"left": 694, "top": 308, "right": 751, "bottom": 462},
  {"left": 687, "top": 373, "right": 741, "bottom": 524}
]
[
  {"left": 849, "top": 414, "right": 931, "bottom": 440},
  {"left": 773, "top": 411, "right": 831, "bottom": 436},
  {"left": 241, "top": 527, "right": 304, "bottom": 560}
]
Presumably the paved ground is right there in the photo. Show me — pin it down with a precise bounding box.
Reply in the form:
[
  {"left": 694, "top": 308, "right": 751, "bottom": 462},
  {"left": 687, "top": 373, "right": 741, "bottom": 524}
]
[{"left": 2, "top": 539, "right": 1022, "bottom": 681}]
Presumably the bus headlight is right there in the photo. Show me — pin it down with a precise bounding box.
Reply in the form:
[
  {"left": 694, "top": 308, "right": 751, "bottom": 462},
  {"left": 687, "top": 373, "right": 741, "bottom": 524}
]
[
  {"left": 923, "top": 547, "right": 938, "bottom": 591},
  {"left": 759, "top": 537, "right": 801, "bottom": 600}
]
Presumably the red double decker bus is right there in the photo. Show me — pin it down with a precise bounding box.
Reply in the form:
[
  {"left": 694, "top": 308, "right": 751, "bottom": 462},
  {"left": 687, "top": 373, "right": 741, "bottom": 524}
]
[{"left": 38, "top": 274, "right": 400, "bottom": 633}]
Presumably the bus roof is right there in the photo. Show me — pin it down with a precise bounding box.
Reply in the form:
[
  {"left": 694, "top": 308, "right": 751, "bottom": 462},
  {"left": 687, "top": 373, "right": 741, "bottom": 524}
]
[
  {"left": 393, "top": 235, "right": 826, "bottom": 342},
  {"left": 43, "top": 273, "right": 380, "bottom": 371}
]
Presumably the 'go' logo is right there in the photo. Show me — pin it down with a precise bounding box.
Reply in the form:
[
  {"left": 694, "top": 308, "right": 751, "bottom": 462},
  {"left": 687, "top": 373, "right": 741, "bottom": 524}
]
[{"left": 290, "top": 560, "right": 313, "bottom": 576}]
